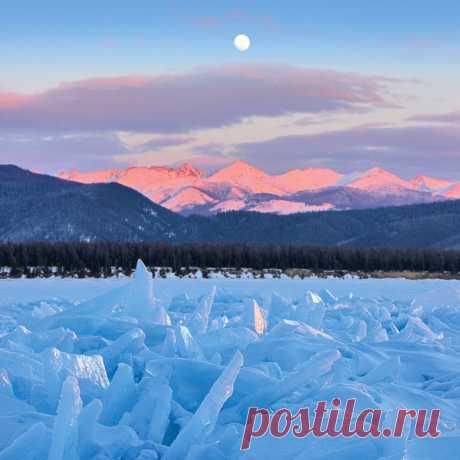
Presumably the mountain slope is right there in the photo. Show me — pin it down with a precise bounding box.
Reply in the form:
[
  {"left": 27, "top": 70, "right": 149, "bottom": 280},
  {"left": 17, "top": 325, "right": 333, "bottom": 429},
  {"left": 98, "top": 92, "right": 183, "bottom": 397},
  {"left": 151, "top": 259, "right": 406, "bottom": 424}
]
[
  {"left": 161, "top": 187, "right": 216, "bottom": 213},
  {"left": 0, "top": 165, "right": 183, "bottom": 242},
  {"left": 59, "top": 161, "right": 455, "bottom": 216},
  {"left": 274, "top": 167, "right": 342, "bottom": 193},
  {"left": 179, "top": 199, "right": 460, "bottom": 249},
  {"left": 4, "top": 165, "right": 460, "bottom": 249},
  {"left": 206, "top": 160, "right": 286, "bottom": 195},
  {"left": 340, "top": 167, "right": 417, "bottom": 192},
  {"left": 411, "top": 175, "right": 453, "bottom": 192},
  {"left": 60, "top": 163, "right": 203, "bottom": 204},
  {"left": 445, "top": 183, "right": 460, "bottom": 198}
]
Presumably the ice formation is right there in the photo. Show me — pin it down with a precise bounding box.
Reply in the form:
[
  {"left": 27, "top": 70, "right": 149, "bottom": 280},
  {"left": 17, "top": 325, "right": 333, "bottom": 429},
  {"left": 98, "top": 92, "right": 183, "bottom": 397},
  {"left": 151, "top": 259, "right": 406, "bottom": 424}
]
[{"left": 0, "top": 261, "right": 459, "bottom": 458}]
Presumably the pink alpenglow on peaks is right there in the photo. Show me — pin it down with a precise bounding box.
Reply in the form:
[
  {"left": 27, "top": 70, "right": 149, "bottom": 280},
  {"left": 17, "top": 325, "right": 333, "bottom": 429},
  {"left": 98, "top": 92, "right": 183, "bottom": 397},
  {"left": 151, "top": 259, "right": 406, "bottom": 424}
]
[
  {"left": 58, "top": 161, "right": 460, "bottom": 216},
  {"left": 340, "top": 167, "right": 418, "bottom": 192},
  {"left": 207, "top": 160, "right": 285, "bottom": 195},
  {"left": 274, "top": 168, "right": 343, "bottom": 193},
  {"left": 445, "top": 183, "right": 460, "bottom": 198},
  {"left": 411, "top": 175, "right": 454, "bottom": 192}
]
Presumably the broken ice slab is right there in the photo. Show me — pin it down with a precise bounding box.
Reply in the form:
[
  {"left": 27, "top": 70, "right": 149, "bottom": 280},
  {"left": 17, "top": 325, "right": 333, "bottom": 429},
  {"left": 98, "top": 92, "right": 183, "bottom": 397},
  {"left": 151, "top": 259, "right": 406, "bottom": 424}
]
[
  {"left": 359, "top": 356, "right": 401, "bottom": 385},
  {"left": 46, "top": 315, "right": 138, "bottom": 340},
  {"left": 174, "top": 325, "right": 205, "bottom": 361},
  {"left": 0, "top": 407, "right": 53, "bottom": 460},
  {"left": 229, "top": 349, "right": 341, "bottom": 420},
  {"left": 0, "top": 422, "right": 51, "bottom": 460},
  {"left": 292, "top": 290, "right": 326, "bottom": 330},
  {"left": 100, "top": 363, "right": 137, "bottom": 426},
  {"left": 0, "top": 369, "right": 13, "bottom": 397},
  {"left": 318, "top": 288, "right": 338, "bottom": 305},
  {"left": 135, "top": 450, "right": 159, "bottom": 460},
  {"left": 397, "top": 317, "right": 444, "bottom": 343},
  {"left": 242, "top": 299, "right": 267, "bottom": 335},
  {"left": 198, "top": 327, "right": 259, "bottom": 358},
  {"left": 0, "top": 349, "right": 44, "bottom": 384},
  {"left": 268, "top": 292, "right": 293, "bottom": 329},
  {"left": 187, "top": 286, "right": 216, "bottom": 336},
  {"left": 163, "top": 351, "right": 243, "bottom": 460},
  {"left": 129, "top": 379, "right": 172, "bottom": 444},
  {"left": 100, "top": 328, "right": 146, "bottom": 376},
  {"left": 78, "top": 399, "right": 103, "bottom": 458},
  {"left": 168, "top": 292, "right": 195, "bottom": 313},
  {"left": 145, "top": 356, "right": 276, "bottom": 412},
  {"left": 49, "top": 376, "right": 82, "bottom": 460},
  {"left": 405, "top": 435, "right": 460, "bottom": 459},
  {"left": 411, "top": 286, "right": 460, "bottom": 317},
  {"left": 268, "top": 319, "right": 334, "bottom": 340},
  {"left": 375, "top": 343, "right": 460, "bottom": 384},
  {"left": 245, "top": 320, "right": 337, "bottom": 371},
  {"left": 42, "top": 347, "right": 109, "bottom": 409},
  {"left": 50, "top": 259, "right": 171, "bottom": 325},
  {"left": 292, "top": 437, "right": 380, "bottom": 460}
]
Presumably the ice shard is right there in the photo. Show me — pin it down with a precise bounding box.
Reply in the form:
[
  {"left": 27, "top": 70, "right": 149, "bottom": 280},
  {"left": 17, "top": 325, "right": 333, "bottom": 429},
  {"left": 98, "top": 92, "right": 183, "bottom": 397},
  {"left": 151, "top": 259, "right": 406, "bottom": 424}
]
[
  {"left": 233, "top": 349, "right": 340, "bottom": 416},
  {"left": 175, "top": 325, "right": 205, "bottom": 361},
  {"left": 163, "top": 351, "right": 244, "bottom": 460},
  {"left": 187, "top": 286, "right": 216, "bottom": 336},
  {"left": 243, "top": 299, "right": 266, "bottom": 335},
  {"left": 62, "top": 259, "right": 171, "bottom": 325},
  {"left": 49, "top": 376, "right": 83, "bottom": 460},
  {"left": 129, "top": 378, "right": 172, "bottom": 443},
  {"left": 100, "top": 363, "right": 137, "bottom": 426},
  {"left": 0, "top": 422, "right": 51, "bottom": 460}
]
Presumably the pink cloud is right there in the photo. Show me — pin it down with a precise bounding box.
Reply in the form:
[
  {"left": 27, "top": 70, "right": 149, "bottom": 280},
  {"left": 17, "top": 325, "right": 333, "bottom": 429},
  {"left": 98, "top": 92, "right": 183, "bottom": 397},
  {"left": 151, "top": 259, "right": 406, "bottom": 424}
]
[
  {"left": 0, "top": 64, "right": 396, "bottom": 134},
  {"left": 0, "top": 92, "right": 34, "bottom": 109},
  {"left": 57, "top": 76, "right": 152, "bottom": 90}
]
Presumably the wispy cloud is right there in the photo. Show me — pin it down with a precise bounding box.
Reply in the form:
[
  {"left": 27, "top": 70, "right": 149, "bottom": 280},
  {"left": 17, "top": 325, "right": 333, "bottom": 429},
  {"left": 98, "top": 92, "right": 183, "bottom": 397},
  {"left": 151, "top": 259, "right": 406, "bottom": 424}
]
[
  {"left": 410, "top": 111, "right": 460, "bottom": 124},
  {"left": 0, "top": 64, "right": 396, "bottom": 134},
  {"left": 135, "top": 135, "right": 196, "bottom": 153},
  {"left": 0, "top": 132, "right": 128, "bottom": 173},
  {"left": 0, "top": 92, "right": 34, "bottom": 109},
  {"left": 233, "top": 124, "right": 460, "bottom": 178}
]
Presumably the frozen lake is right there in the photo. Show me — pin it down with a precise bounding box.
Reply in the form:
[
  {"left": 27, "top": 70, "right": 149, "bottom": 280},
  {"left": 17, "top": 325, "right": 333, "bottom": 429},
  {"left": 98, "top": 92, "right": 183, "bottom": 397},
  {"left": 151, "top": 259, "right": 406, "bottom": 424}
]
[
  {"left": 2, "top": 274, "right": 460, "bottom": 306},
  {"left": 0, "top": 267, "right": 459, "bottom": 459}
]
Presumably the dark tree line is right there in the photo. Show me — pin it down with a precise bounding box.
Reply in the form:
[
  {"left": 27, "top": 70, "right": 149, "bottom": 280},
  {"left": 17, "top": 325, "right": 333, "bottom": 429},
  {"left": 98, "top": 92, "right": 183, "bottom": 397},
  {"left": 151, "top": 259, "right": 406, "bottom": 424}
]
[{"left": 0, "top": 242, "right": 459, "bottom": 277}]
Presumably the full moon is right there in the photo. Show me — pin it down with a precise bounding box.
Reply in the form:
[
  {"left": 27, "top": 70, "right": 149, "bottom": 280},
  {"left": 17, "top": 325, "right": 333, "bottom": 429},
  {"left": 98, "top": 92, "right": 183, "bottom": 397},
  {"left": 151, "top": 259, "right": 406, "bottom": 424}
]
[{"left": 233, "top": 34, "right": 251, "bottom": 52}]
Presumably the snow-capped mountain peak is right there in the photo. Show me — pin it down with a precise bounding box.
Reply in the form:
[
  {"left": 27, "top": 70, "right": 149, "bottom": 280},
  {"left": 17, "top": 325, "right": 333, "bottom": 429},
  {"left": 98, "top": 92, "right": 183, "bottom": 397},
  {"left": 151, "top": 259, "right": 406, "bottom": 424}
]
[
  {"left": 59, "top": 168, "right": 122, "bottom": 183},
  {"left": 342, "top": 167, "right": 418, "bottom": 192},
  {"left": 411, "top": 175, "right": 453, "bottom": 192},
  {"left": 274, "top": 167, "right": 343, "bottom": 193},
  {"left": 445, "top": 183, "right": 460, "bottom": 198},
  {"left": 175, "top": 163, "right": 203, "bottom": 178},
  {"left": 208, "top": 160, "right": 267, "bottom": 180},
  {"left": 57, "top": 162, "right": 458, "bottom": 216},
  {"left": 161, "top": 187, "right": 215, "bottom": 213},
  {"left": 207, "top": 160, "right": 285, "bottom": 195}
]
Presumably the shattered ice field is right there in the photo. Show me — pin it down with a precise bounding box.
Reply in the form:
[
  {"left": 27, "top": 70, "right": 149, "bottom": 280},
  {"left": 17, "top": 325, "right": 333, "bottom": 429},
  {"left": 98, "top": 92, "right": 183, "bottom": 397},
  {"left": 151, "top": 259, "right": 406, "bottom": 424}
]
[{"left": 0, "top": 262, "right": 460, "bottom": 459}]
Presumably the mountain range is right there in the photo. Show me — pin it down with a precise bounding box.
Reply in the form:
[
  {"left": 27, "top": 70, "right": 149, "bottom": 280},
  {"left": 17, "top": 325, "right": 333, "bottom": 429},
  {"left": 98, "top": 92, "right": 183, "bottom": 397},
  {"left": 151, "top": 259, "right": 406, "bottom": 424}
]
[
  {"left": 2, "top": 164, "right": 460, "bottom": 249},
  {"left": 59, "top": 160, "right": 460, "bottom": 216}
]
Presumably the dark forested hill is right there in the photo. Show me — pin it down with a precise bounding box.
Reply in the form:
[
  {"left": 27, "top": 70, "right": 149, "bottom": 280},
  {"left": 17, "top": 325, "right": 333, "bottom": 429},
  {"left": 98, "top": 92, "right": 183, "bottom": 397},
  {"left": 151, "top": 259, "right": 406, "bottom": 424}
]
[
  {"left": 1, "top": 165, "right": 460, "bottom": 249},
  {"left": 182, "top": 200, "right": 460, "bottom": 249},
  {"left": 0, "top": 165, "right": 183, "bottom": 242}
]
